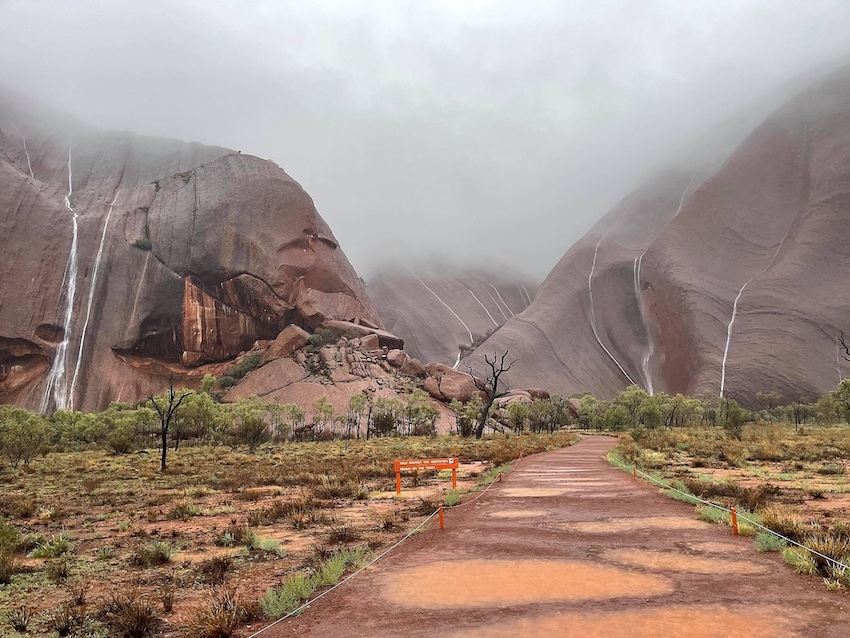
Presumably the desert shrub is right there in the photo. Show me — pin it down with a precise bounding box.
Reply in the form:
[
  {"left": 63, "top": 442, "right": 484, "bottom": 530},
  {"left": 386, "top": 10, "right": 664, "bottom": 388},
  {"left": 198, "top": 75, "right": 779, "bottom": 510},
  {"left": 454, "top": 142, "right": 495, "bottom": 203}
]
[
  {"left": 103, "top": 589, "right": 159, "bottom": 637},
  {"left": 0, "top": 550, "right": 17, "bottom": 584},
  {"left": 9, "top": 605, "right": 32, "bottom": 632},
  {"left": 232, "top": 415, "right": 271, "bottom": 451},
  {"left": 313, "top": 553, "right": 347, "bottom": 587},
  {"left": 69, "top": 579, "right": 91, "bottom": 605},
  {"left": 107, "top": 423, "right": 137, "bottom": 454},
  {"left": 0, "top": 517, "right": 20, "bottom": 551},
  {"left": 327, "top": 525, "right": 360, "bottom": 544},
  {"left": 759, "top": 505, "right": 807, "bottom": 542},
  {"left": 314, "top": 474, "right": 359, "bottom": 499},
  {"left": 198, "top": 554, "right": 234, "bottom": 585},
  {"left": 696, "top": 505, "right": 729, "bottom": 525},
  {"left": 818, "top": 463, "right": 844, "bottom": 475},
  {"left": 185, "top": 585, "right": 250, "bottom": 638},
  {"left": 262, "top": 574, "right": 314, "bottom": 618},
  {"left": 45, "top": 555, "right": 73, "bottom": 582},
  {"left": 803, "top": 534, "right": 850, "bottom": 578},
  {"left": 132, "top": 237, "right": 152, "bottom": 251},
  {"left": 308, "top": 327, "right": 338, "bottom": 347},
  {"left": 131, "top": 541, "right": 173, "bottom": 567},
  {"left": 30, "top": 532, "right": 74, "bottom": 558},
  {"left": 94, "top": 545, "right": 116, "bottom": 561},
  {"left": 754, "top": 532, "right": 787, "bottom": 552},
  {"left": 46, "top": 602, "right": 86, "bottom": 637},
  {"left": 226, "top": 353, "right": 262, "bottom": 381},
  {"left": 167, "top": 501, "right": 201, "bottom": 521}
]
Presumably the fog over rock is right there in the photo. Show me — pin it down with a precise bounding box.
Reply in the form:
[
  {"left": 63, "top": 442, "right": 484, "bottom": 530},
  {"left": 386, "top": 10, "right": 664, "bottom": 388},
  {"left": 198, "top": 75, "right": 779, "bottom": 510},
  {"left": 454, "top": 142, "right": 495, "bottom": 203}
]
[
  {"left": 467, "top": 64, "right": 850, "bottom": 406},
  {"left": 0, "top": 91, "right": 380, "bottom": 412},
  {"left": 369, "top": 266, "right": 537, "bottom": 368}
]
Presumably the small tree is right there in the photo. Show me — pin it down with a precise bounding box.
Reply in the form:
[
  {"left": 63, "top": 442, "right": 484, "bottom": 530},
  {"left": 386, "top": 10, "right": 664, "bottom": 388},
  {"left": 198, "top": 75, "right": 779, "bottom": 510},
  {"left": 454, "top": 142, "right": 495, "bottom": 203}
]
[
  {"left": 466, "top": 350, "right": 516, "bottom": 439},
  {"left": 148, "top": 378, "right": 193, "bottom": 471}
]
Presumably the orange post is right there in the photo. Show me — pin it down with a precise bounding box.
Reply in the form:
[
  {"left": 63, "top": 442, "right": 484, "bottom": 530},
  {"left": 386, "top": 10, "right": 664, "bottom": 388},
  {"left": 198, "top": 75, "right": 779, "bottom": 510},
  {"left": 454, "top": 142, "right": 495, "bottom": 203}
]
[
  {"left": 498, "top": 472, "right": 502, "bottom": 482},
  {"left": 451, "top": 468, "right": 457, "bottom": 489},
  {"left": 633, "top": 467, "right": 637, "bottom": 479},
  {"left": 395, "top": 471, "right": 401, "bottom": 495},
  {"left": 731, "top": 507, "right": 739, "bottom": 535},
  {"left": 438, "top": 504, "right": 444, "bottom": 529}
]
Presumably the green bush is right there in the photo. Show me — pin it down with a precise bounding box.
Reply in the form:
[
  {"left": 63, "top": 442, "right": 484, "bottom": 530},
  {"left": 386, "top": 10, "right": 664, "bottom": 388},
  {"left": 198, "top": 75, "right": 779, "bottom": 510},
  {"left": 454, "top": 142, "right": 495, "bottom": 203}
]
[
  {"left": 29, "top": 532, "right": 74, "bottom": 558},
  {"left": 308, "top": 327, "right": 338, "bottom": 347},
  {"left": 229, "top": 353, "right": 262, "bottom": 380},
  {"left": 754, "top": 532, "right": 787, "bottom": 552},
  {"left": 132, "top": 237, "right": 152, "bottom": 251}
]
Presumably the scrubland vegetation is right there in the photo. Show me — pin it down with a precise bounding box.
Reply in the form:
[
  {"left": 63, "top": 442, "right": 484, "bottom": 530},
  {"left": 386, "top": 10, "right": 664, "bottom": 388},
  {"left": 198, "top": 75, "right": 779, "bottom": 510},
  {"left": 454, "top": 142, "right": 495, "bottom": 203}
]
[
  {"left": 602, "top": 381, "right": 850, "bottom": 590},
  {"left": 0, "top": 388, "right": 576, "bottom": 637}
]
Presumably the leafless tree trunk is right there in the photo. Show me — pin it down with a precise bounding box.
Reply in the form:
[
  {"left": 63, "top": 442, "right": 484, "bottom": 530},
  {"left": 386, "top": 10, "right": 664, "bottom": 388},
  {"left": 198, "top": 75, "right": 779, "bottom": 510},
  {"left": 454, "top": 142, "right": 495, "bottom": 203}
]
[
  {"left": 467, "top": 350, "right": 516, "bottom": 439},
  {"left": 148, "top": 377, "right": 193, "bottom": 472}
]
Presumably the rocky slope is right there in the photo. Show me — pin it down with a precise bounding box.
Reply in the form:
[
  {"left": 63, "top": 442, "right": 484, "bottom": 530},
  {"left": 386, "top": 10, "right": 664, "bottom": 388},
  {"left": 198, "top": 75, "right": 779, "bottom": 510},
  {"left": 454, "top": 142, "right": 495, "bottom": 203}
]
[
  {"left": 468, "top": 64, "right": 850, "bottom": 405},
  {"left": 0, "top": 91, "right": 381, "bottom": 412},
  {"left": 369, "top": 267, "right": 537, "bottom": 368}
]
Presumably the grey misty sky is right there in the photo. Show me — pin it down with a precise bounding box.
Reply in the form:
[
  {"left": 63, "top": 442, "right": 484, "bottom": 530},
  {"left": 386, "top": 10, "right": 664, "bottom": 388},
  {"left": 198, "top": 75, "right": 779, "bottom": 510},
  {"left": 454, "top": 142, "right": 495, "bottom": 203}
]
[{"left": 2, "top": 1, "right": 850, "bottom": 280}]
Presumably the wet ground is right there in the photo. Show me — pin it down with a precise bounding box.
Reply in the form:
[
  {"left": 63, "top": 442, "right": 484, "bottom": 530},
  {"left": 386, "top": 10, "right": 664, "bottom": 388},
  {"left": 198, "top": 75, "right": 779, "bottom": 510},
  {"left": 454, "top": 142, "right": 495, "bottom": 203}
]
[{"left": 261, "top": 436, "right": 850, "bottom": 637}]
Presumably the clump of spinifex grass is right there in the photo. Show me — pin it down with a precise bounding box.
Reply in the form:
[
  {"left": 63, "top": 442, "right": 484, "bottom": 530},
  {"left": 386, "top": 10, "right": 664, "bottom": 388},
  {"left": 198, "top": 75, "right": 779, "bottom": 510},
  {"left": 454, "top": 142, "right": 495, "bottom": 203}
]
[
  {"left": 262, "top": 547, "right": 371, "bottom": 618},
  {"left": 754, "top": 532, "right": 787, "bottom": 552}
]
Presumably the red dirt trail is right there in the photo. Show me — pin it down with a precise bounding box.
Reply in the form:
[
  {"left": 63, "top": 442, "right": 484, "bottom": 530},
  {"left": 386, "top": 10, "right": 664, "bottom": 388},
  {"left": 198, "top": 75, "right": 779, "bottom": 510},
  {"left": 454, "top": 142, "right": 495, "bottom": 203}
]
[{"left": 260, "top": 436, "right": 850, "bottom": 637}]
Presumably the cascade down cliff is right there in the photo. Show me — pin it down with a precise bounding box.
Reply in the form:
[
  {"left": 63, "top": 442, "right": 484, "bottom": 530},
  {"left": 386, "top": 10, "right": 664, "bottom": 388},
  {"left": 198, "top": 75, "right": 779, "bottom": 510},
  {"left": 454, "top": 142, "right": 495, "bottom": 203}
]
[
  {"left": 467, "top": 64, "right": 850, "bottom": 406},
  {"left": 0, "top": 91, "right": 381, "bottom": 412},
  {"left": 368, "top": 266, "right": 537, "bottom": 368}
]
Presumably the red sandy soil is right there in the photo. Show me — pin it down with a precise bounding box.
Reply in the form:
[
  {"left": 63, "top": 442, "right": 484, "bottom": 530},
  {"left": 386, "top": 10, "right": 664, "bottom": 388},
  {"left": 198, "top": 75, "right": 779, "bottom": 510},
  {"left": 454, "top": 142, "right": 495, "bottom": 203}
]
[{"left": 258, "top": 436, "right": 850, "bottom": 637}]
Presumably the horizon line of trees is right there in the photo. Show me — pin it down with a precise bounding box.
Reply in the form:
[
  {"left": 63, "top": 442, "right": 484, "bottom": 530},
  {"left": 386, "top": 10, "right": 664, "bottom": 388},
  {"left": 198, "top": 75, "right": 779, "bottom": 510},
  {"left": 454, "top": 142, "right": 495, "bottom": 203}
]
[{"left": 4, "top": 376, "right": 850, "bottom": 469}]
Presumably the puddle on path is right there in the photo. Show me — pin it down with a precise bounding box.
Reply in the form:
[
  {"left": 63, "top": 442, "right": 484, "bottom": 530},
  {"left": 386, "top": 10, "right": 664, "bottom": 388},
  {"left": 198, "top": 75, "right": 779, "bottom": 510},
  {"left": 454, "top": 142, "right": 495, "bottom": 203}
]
[
  {"left": 382, "top": 559, "right": 673, "bottom": 608},
  {"left": 561, "top": 516, "right": 711, "bottom": 533},
  {"left": 449, "top": 606, "right": 791, "bottom": 638},
  {"left": 487, "top": 510, "right": 549, "bottom": 519},
  {"left": 604, "top": 548, "right": 769, "bottom": 574}
]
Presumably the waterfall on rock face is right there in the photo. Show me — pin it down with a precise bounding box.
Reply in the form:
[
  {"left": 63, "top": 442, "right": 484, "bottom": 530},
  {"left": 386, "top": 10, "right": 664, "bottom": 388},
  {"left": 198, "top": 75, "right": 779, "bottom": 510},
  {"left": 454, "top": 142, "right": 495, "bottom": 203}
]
[
  {"left": 632, "top": 174, "right": 696, "bottom": 395},
  {"left": 489, "top": 283, "right": 515, "bottom": 317},
  {"left": 415, "top": 274, "right": 473, "bottom": 369},
  {"left": 588, "top": 214, "right": 636, "bottom": 386},
  {"left": 633, "top": 255, "right": 653, "bottom": 395},
  {"left": 469, "top": 289, "right": 499, "bottom": 326},
  {"left": 721, "top": 90, "right": 813, "bottom": 398},
  {"left": 69, "top": 189, "right": 121, "bottom": 408},
  {"left": 40, "top": 149, "right": 79, "bottom": 412}
]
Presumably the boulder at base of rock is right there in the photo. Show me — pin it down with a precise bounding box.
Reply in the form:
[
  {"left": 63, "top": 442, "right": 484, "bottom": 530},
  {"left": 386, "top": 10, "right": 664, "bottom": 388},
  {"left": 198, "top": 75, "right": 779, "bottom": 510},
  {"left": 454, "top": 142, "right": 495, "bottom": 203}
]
[
  {"left": 424, "top": 363, "right": 480, "bottom": 403},
  {"left": 568, "top": 398, "right": 581, "bottom": 419},
  {"left": 400, "top": 357, "right": 427, "bottom": 377},
  {"left": 495, "top": 390, "right": 533, "bottom": 409},
  {"left": 359, "top": 334, "right": 380, "bottom": 352},
  {"left": 386, "top": 349, "right": 407, "bottom": 367},
  {"left": 223, "top": 358, "right": 308, "bottom": 401},
  {"left": 527, "top": 388, "right": 551, "bottom": 400},
  {"left": 261, "top": 325, "right": 311, "bottom": 365},
  {"left": 321, "top": 320, "right": 404, "bottom": 350}
]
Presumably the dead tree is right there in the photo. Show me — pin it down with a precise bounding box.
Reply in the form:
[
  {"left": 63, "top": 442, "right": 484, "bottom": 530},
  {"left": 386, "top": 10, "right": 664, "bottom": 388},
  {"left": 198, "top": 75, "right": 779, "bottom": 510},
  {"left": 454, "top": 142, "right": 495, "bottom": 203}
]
[
  {"left": 148, "top": 377, "right": 193, "bottom": 472},
  {"left": 466, "top": 350, "right": 516, "bottom": 439}
]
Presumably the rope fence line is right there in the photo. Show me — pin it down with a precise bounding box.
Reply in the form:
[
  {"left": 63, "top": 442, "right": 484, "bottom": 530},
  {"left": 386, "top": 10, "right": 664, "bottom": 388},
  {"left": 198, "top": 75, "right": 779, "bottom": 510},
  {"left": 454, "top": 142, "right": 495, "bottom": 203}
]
[
  {"left": 246, "top": 453, "right": 521, "bottom": 636},
  {"left": 632, "top": 466, "right": 850, "bottom": 575}
]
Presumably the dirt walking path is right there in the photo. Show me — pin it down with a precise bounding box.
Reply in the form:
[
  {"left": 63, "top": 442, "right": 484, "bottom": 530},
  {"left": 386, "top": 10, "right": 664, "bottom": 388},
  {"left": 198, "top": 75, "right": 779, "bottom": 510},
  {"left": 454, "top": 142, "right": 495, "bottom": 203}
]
[{"left": 261, "top": 436, "right": 850, "bottom": 637}]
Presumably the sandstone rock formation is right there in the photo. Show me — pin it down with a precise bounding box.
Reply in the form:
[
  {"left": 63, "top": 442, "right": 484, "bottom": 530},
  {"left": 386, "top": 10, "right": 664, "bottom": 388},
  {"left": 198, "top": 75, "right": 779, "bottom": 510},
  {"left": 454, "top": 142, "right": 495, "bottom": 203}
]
[
  {"left": 0, "top": 91, "right": 380, "bottom": 412},
  {"left": 224, "top": 327, "right": 457, "bottom": 433},
  {"left": 467, "top": 64, "right": 850, "bottom": 406},
  {"left": 369, "top": 266, "right": 537, "bottom": 367}
]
